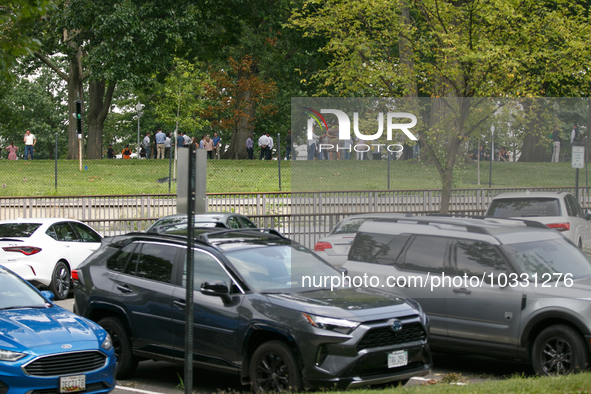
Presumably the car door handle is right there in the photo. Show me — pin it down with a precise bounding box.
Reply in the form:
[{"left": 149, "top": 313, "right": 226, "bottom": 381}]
[
  {"left": 116, "top": 285, "right": 132, "bottom": 293},
  {"left": 173, "top": 300, "right": 186, "bottom": 309},
  {"left": 453, "top": 288, "right": 472, "bottom": 295}
]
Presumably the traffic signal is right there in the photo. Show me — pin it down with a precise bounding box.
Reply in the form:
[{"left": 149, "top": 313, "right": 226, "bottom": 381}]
[{"left": 75, "top": 101, "right": 82, "bottom": 135}]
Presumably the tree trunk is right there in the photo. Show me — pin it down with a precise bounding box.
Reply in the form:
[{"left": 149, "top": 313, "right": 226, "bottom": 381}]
[
  {"left": 224, "top": 69, "right": 255, "bottom": 160},
  {"left": 86, "top": 81, "right": 116, "bottom": 159},
  {"left": 399, "top": 0, "right": 417, "bottom": 97},
  {"left": 518, "top": 102, "right": 548, "bottom": 162},
  {"left": 67, "top": 52, "right": 84, "bottom": 159}
]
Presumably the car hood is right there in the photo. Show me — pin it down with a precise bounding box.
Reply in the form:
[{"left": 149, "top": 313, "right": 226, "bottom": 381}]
[
  {"left": 532, "top": 276, "right": 591, "bottom": 299},
  {"left": 265, "top": 287, "right": 416, "bottom": 320},
  {"left": 0, "top": 306, "right": 101, "bottom": 351}
]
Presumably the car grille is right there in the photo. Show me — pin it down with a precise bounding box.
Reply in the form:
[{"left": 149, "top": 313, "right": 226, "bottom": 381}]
[
  {"left": 357, "top": 322, "right": 426, "bottom": 351},
  {"left": 23, "top": 351, "right": 107, "bottom": 377}
]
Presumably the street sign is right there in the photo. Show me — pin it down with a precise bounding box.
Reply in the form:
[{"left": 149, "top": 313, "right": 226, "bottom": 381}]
[{"left": 572, "top": 146, "right": 585, "bottom": 169}]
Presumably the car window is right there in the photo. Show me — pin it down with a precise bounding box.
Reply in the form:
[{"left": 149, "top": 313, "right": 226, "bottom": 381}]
[
  {"left": 239, "top": 216, "right": 258, "bottom": 229},
  {"left": 454, "top": 240, "right": 509, "bottom": 276},
  {"left": 227, "top": 216, "right": 241, "bottom": 229},
  {"left": 51, "top": 222, "right": 79, "bottom": 242},
  {"left": 400, "top": 236, "right": 448, "bottom": 273},
  {"left": 564, "top": 194, "right": 580, "bottom": 217},
  {"left": 332, "top": 218, "right": 371, "bottom": 234},
  {"left": 133, "top": 243, "right": 175, "bottom": 283},
  {"left": 107, "top": 243, "right": 138, "bottom": 273},
  {"left": 0, "top": 223, "right": 41, "bottom": 237},
  {"left": 183, "top": 251, "right": 232, "bottom": 293},
  {"left": 70, "top": 222, "right": 102, "bottom": 242},
  {"left": 348, "top": 232, "right": 410, "bottom": 265},
  {"left": 486, "top": 198, "right": 561, "bottom": 217}
]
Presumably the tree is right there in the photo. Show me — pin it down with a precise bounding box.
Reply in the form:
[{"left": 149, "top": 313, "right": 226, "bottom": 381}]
[
  {"left": 202, "top": 56, "right": 277, "bottom": 159},
  {"left": 290, "top": 0, "right": 591, "bottom": 212}
]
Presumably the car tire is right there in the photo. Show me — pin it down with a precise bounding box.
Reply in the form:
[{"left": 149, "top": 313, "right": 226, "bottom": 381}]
[
  {"left": 250, "top": 341, "right": 302, "bottom": 393},
  {"left": 531, "top": 324, "right": 589, "bottom": 375},
  {"left": 98, "top": 317, "right": 138, "bottom": 379},
  {"left": 49, "top": 261, "right": 70, "bottom": 300}
]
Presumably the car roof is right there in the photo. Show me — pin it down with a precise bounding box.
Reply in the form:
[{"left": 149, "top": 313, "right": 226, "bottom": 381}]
[
  {"left": 0, "top": 218, "right": 83, "bottom": 225},
  {"left": 356, "top": 215, "right": 562, "bottom": 245},
  {"left": 492, "top": 191, "right": 569, "bottom": 199}
]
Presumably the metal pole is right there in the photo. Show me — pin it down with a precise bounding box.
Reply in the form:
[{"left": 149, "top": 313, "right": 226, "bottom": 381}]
[
  {"left": 576, "top": 168, "right": 580, "bottom": 203},
  {"left": 136, "top": 102, "right": 142, "bottom": 159},
  {"left": 184, "top": 143, "right": 196, "bottom": 394},
  {"left": 55, "top": 133, "right": 58, "bottom": 191},
  {"left": 277, "top": 133, "right": 281, "bottom": 191},
  {"left": 387, "top": 151, "right": 391, "bottom": 189},
  {"left": 489, "top": 125, "right": 494, "bottom": 188},
  {"left": 585, "top": 136, "right": 588, "bottom": 187},
  {"left": 168, "top": 138, "right": 173, "bottom": 193}
]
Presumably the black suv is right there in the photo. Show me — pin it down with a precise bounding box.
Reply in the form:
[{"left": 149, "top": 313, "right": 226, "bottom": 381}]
[{"left": 73, "top": 229, "right": 432, "bottom": 392}]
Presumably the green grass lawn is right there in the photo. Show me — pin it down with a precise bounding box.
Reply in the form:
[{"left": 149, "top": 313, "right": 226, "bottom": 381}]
[{"left": 0, "top": 158, "right": 586, "bottom": 197}]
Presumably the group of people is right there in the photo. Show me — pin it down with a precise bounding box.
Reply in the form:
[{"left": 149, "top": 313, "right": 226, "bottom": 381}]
[
  {"left": 550, "top": 124, "right": 584, "bottom": 163},
  {"left": 175, "top": 131, "right": 221, "bottom": 159},
  {"left": 141, "top": 129, "right": 172, "bottom": 159},
  {"left": 3, "top": 130, "right": 36, "bottom": 160}
]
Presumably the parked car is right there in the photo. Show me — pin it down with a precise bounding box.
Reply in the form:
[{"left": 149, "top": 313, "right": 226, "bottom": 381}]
[
  {"left": 0, "top": 264, "right": 116, "bottom": 394},
  {"left": 73, "top": 229, "right": 432, "bottom": 391},
  {"left": 0, "top": 218, "right": 102, "bottom": 300},
  {"left": 314, "top": 213, "right": 414, "bottom": 267},
  {"left": 146, "top": 213, "right": 258, "bottom": 233},
  {"left": 485, "top": 191, "right": 591, "bottom": 248},
  {"left": 342, "top": 215, "right": 591, "bottom": 375}
]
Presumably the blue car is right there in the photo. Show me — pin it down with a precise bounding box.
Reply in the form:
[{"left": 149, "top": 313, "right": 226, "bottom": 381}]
[{"left": 0, "top": 265, "right": 116, "bottom": 394}]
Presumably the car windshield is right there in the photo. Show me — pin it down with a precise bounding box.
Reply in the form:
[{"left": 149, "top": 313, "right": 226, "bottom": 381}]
[
  {"left": 0, "top": 268, "right": 47, "bottom": 309},
  {"left": 225, "top": 245, "right": 340, "bottom": 292},
  {"left": 487, "top": 198, "right": 561, "bottom": 218},
  {"left": 332, "top": 218, "right": 370, "bottom": 234},
  {"left": 502, "top": 238, "right": 591, "bottom": 280},
  {"left": 0, "top": 223, "right": 42, "bottom": 238}
]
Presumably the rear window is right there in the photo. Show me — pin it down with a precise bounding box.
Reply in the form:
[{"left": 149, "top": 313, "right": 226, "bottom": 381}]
[
  {"left": 332, "top": 218, "right": 371, "bottom": 235},
  {"left": 486, "top": 198, "right": 561, "bottom": 218},
  {"left": 0, "top": 223, "right": 42, "bottom": 237},
  {"left": 348, "top": 232, "right": 411, "bottom": 265}
]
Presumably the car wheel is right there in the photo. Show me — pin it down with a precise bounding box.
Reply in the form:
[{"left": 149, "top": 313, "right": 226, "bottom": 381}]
[
  {"left": 531, "top": 325, "right": 589, "bottom": 375},
  {"left": 98, "top": 317, "right": 138, "bottom": 379},
  {"left": 250, "top": 341, "right": 302, "bottom": 393},
  {"left": 49, "top": 261, "right": 70, "bottom": 300}
]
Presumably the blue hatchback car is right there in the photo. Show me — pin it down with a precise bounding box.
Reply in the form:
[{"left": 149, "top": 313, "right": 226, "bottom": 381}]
[{"left": 0, "top": 265, "right": 116, "bottom": 394}]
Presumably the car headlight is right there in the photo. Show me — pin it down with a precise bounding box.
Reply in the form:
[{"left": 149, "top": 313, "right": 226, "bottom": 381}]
[
  {"left": 302, "top": 313, "right": 359, "bottom": 334},
  {"left": 0, "top": 349, "right": 26, "bottom": 362},
  {"left": 101, "top": 333, "right": 113, "bottom": 351}
]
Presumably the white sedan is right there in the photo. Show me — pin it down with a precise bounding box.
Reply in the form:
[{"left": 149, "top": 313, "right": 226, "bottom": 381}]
[{"left": 0, "top": 218, "right": 102, "bottom": 300}]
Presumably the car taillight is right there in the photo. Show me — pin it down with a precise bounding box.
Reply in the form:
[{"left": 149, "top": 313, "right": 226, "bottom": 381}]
[
  {"left": 546, "top": 222, "right": 570, "bottom": 232},
  {"left": 314, "top": 242, "right": 333, "bottom": 252},
  {"left": 71, "top": 270, "right": 79, "bottom": 281},
  {"left": 2, "top": 246, "right": 42, "bottom": 255}
]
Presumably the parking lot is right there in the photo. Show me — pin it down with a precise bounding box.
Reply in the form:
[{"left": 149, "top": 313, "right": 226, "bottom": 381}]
[{"left": 52, "top": 298, "right": 533, "bottom": 394}]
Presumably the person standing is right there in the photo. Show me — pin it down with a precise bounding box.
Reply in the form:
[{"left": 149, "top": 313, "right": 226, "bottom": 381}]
[
  {"left": 5, "top": 142, "right": 18, "bottom": 160},
  {"left": 164, "top": 133, "right": 171, "bottom": 159},
  {"left": 23, "top": 130, "right": 36, "bottom": 160},
  {"left": 142, "top": 132, "right": 151, "bottom": 159},
  {"left": 571, "top": 124, "right": 583, "bottom": 146},
  {"left": 212, "top": 132, "right": 221, "bottom": 159},
  {"left": 265, "top": 132, "right": 274, "bottom": 160},
  {"left": 307, "top": 134, "right": 317, "bottom": 160},
  {"left": 122, "top": 145, "right": 132, "bottom": 159},
  {"left": 246, "top": 134, "right": 254, "bottom": 159},
  {"left": 155, "top": 129, "right": 166, "bottom": 159},
  {"left": 183, "top": 132, "right": 192, "bottom": 146},
  {"left": 107, "top": 144, "right": 115, "bottom": 159},
  {"left": 177, "top": 132, "right": 185, "bottom": 149},
  {"left": 551, "top": 125, "right": 561, "bottom": 163},
  {"left": 204, "top": 135, "right": 214, "bottom": 159},
  {"left": 285, "top": 130, "right": 292, "bottom": 160},
  {"left": 258, "top": 133, "right": 269, "bottom": 160}
]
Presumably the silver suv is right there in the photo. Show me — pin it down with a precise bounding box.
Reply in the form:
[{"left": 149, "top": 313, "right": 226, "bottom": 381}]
[{"left": 342, "top": 215, "right": 591, "bottom": 375}]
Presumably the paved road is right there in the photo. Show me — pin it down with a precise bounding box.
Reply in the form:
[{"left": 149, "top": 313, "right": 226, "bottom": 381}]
[{"left": 55, "top": 298, "right": 533, "bottom": 393}]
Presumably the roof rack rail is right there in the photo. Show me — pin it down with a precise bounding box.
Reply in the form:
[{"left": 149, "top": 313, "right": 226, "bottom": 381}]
[{"left": 195, "top": 228, "right": 286, "bottom": 245}]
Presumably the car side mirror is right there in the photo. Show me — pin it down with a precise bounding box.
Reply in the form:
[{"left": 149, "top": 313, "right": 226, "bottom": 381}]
[
  {"left": 41, "top": 290, "right": 55, "bottom": 302},
  {"left": 200, "top": 281, "right": 232, "bottom": 303},
  {"left": 336, "top": 266, "right": 348, "bottom": 276}
]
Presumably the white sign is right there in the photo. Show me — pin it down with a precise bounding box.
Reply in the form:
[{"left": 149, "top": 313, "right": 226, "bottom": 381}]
[{"left": 572, "top": 146, "right": 585, "bottom": 169}]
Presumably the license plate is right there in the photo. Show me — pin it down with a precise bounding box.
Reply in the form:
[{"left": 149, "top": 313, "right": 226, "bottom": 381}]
[
  {"left": 59, "top": 375, "right": 86, "bottom": 393},
  {"left": 387, "top": 350, "right": 408, "bottom": 368}
]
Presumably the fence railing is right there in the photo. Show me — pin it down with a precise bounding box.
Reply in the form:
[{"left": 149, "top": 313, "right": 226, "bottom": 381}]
[{"left": 1, "top": 186, "right": 589, "bottom": 249}]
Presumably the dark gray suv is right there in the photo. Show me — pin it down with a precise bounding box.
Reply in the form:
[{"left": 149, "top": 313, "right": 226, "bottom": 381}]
[
  {"left": 342, "top": 215, "right": 591, "bottom": 375},
  {"left": 73, "top": 229, "right": 432, "bottom": 392}
]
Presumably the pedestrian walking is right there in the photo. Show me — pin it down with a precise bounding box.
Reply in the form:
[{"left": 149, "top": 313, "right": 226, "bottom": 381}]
[{"left": 23, "top": 130, "right": 36, "bottom": 160}]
